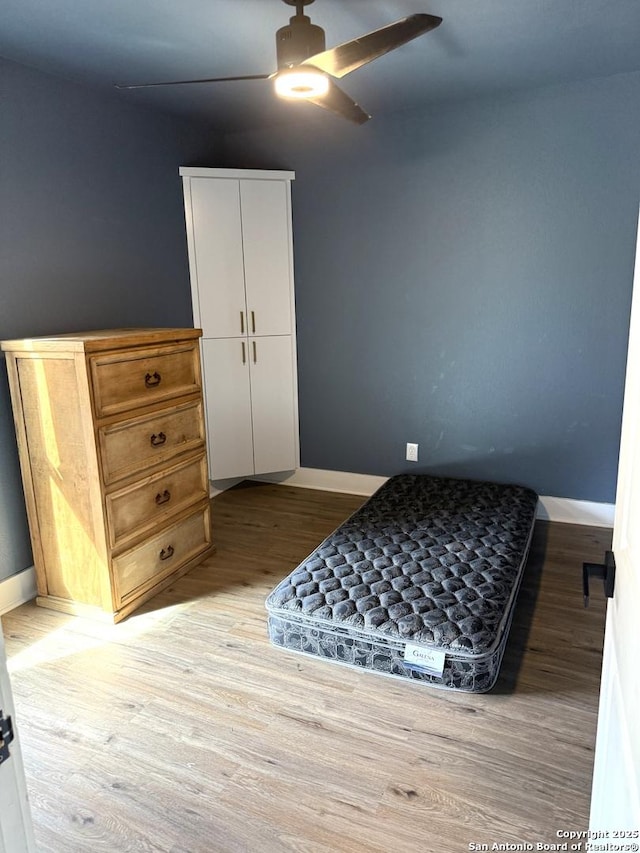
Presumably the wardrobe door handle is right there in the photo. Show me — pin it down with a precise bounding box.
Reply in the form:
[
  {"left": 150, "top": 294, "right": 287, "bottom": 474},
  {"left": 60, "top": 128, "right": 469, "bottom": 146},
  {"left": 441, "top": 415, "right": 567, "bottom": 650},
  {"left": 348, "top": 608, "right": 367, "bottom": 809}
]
[
  {"left": 242, "top": 341, "right": 246, "bottom": 364},
  {"left": 159, "top": 545, "right": 174, "bottom": 561},
  {"left": 145, "top": 371, "right": 161, "bottom": 388},
  {"left": 252, "top": 341, "right": 257, "bottom": 364},
  {"left": 150, "top": 432, "right": 167, "bottom": 447},
  {"left": 240, "top": 311, "right": 245, "bottom": 334},
  {"left": 251, "top": 311, "right": 256, "bottom": 334},
  {"left": 155, "top": 490, "right": 171, "bottom": 506}
]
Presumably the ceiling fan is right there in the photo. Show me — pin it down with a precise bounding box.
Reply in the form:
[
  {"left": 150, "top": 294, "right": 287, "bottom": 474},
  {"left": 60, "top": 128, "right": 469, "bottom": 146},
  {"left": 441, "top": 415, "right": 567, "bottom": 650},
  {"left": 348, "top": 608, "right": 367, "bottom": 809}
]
[{"left": 116, "top": 0, "right": 442, "bottom": 124}]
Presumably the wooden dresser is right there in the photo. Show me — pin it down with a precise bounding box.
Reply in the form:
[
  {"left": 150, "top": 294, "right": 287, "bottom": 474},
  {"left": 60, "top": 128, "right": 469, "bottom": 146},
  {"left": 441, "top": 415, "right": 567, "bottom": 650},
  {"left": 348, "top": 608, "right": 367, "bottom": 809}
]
[{"left": 1, "top": 328, "right": 214, "bottom": 622}]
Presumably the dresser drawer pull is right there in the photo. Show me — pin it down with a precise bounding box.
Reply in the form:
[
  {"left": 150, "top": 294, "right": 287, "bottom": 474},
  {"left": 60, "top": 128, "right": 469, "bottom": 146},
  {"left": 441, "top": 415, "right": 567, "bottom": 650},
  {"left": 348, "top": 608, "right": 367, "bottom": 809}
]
[
  {"left": 155, "top": 489, "right": 171, "bottom": 506},
  {"left": 159, "top": 545, "right": 174, "bottom": 561},
  {"left": 150, "top": 432, "right": 167, "bottom": 447},
  {"left": 144, "top": 371, "right": 162, "bottom": 388}
]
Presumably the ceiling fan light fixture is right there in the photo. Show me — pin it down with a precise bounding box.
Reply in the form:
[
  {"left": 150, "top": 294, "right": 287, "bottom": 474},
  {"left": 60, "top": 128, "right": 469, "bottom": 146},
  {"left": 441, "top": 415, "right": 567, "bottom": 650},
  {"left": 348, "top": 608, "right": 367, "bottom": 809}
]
[
  {"left": 274, "top": 66, "right": 329, "bottom": 99},
  {"left": 116, "top": 5, "right": 442, "bottom": 126}
]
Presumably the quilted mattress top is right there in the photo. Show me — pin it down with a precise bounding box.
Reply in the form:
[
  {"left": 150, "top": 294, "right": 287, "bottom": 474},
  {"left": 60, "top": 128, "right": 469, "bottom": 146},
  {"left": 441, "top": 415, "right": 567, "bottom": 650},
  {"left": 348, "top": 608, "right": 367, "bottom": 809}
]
[{"left": 266, "top": 474, "right": 538, "bottom": 656}]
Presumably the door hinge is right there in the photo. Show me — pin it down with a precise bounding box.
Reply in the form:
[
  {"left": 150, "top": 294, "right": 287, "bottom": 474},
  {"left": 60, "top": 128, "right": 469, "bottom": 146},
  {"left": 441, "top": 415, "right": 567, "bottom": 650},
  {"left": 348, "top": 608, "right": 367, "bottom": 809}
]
[
  {"left": 583, "top": 550, "right": 616, "bottom": 607},
  {"left": 0, "top": 710, "right": 15, "bottom": 765}
]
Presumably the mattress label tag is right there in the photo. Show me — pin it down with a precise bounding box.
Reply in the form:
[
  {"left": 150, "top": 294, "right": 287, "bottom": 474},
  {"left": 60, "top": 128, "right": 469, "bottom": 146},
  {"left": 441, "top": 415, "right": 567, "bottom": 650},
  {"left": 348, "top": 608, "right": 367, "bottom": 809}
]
[{"left": 403, "top": 643, "right": 446, "bottom": 677}]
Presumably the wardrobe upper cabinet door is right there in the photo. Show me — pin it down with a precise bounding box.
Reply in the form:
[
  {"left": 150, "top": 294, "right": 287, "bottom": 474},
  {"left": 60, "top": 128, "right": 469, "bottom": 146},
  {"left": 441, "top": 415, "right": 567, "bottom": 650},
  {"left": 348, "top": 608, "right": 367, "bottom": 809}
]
[
  {"left": 240, "top": 180, "right": 293, "bottom": 337},
  {"left": 190, "top": 180, "right": 247, "bottom": 338}
]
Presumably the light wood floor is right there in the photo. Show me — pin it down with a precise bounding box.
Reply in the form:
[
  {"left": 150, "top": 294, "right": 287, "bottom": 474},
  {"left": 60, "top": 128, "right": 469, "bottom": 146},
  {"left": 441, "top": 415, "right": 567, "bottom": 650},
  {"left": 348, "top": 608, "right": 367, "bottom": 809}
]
[{"left": 2, "top": 482, "right": 611, "bottom": 853}]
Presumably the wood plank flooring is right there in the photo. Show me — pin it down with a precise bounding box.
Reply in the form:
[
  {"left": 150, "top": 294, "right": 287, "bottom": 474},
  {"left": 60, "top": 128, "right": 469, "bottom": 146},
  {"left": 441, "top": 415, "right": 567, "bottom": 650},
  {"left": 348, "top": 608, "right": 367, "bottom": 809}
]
[{"left": 1, "top": 482, "right": 611, "bottom": 853}]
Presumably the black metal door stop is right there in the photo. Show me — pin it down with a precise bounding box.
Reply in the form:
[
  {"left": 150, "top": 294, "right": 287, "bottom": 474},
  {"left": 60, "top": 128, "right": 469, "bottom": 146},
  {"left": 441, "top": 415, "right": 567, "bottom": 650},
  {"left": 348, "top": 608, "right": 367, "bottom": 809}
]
[{"left": 583, "top": 550, "right": 616, "bottom": 607}]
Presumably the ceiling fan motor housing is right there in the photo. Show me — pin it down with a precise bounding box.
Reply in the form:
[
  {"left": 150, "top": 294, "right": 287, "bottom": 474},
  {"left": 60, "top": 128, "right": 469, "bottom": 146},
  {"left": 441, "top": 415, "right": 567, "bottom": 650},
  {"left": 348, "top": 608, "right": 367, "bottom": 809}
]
[{"left": 276, "top": 15, "right": 326, "bottom": 68}]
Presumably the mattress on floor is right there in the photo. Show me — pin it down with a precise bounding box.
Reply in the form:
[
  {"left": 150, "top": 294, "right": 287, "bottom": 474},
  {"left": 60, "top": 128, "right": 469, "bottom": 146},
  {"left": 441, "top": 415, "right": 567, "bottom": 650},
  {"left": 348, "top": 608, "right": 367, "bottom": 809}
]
[{"left": 265, "top": 474, "right": 538, "bottom": 693}]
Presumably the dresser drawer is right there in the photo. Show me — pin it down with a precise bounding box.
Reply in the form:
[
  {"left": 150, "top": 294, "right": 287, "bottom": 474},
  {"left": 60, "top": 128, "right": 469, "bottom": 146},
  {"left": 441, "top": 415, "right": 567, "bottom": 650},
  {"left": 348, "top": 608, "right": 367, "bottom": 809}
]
[
  {"left": 99, "top": 399, "right": 205, "bottom": 485},
  {"left": 90, "top": 342, "right": 201, "bottom": 418},
  {"left": 106, "top": 453, "right": 208, "bottom": 549},
  {"left": 113, "top": 504, "right": 212, "bottom": 605}
]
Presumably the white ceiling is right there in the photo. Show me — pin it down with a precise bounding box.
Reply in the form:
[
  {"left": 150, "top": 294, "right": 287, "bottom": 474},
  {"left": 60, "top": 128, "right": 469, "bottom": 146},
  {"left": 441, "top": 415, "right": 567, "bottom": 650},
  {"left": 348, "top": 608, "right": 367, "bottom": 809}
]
[{"left": 1, "top": 0, "right": 639, "bottom": 131}]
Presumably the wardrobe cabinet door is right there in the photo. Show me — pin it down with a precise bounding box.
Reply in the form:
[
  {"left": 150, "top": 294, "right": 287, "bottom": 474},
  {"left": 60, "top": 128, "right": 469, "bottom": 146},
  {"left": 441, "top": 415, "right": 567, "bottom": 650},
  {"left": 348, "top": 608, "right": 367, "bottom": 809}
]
[
  {"left": 249, "top": 336, "right": 297, "bottom": 476},
  {"left": 240, "top": 180, "right": 293, "bottom": 337},
  {"left": 190, "top": 180, "right": 247, "bottom": 338},
  {"left": 201, "top": 338, "right": 254, "bottom": 480}
]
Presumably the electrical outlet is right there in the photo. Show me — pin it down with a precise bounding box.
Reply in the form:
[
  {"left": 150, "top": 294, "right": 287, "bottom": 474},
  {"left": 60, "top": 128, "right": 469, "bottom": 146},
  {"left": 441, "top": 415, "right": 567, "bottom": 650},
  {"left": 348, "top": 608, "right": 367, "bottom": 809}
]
[{"left": 406, "top": 442, "right": 419, "bottom": 462}]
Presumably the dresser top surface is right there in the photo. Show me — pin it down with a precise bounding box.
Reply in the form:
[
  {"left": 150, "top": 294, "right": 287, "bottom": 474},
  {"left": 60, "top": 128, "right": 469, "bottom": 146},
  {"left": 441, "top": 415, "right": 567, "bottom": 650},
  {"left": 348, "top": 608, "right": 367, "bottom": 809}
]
[{"left": 1, "top": 327, "right": 202, "bottom": 354}]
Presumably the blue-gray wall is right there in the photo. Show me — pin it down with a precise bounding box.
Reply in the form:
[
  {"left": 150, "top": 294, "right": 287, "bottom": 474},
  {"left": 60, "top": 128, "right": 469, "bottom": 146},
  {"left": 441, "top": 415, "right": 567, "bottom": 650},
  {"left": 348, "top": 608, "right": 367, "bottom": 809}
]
[
  {"left": 1, "top": 62, "right": 638, "bottom": 587},
  {"left": 225, "top": 72, "right": 640, "bottom": 504},
  {"left": 0, "top": 58, "right": 219, "bottom": 582}
]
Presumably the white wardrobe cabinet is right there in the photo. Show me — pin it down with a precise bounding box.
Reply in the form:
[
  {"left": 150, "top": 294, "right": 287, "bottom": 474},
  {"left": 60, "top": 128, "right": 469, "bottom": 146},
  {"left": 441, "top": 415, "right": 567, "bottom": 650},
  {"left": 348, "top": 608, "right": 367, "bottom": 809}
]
[{"left": 180, "top": 167, "right": 300, "bottom": 482}]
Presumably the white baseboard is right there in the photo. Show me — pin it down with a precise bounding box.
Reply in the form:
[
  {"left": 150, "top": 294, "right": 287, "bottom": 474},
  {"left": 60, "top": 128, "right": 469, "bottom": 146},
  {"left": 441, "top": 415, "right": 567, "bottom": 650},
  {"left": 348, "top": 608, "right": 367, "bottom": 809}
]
[
  {"left": 0, "top": 567, "right": 37, "bottom": 616},
  {"left": 254, "top": 467, "right": 615, "bottom": 528},
  {"left": 535, "top": 495, "right": 615, "bottom": 527}
]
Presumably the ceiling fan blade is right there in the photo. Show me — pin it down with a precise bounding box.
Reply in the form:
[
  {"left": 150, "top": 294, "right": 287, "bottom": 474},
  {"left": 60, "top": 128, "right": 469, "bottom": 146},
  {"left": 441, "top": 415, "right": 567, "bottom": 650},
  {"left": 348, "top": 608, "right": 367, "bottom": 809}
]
[
  {"left": 307, "top": 79, "right": 370, "bottom": 125},
  {"left": 115, "top": 73, "right": 272, "bottom": 90},
  {"left": 303, "top": 13, "right": 442, "bottom": 79}
]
